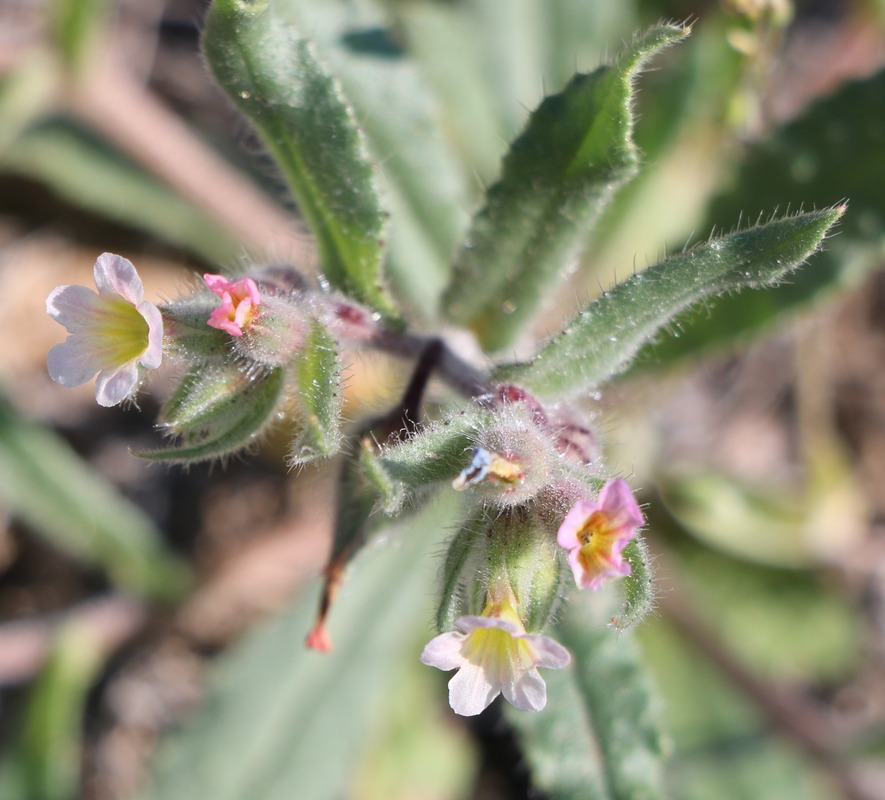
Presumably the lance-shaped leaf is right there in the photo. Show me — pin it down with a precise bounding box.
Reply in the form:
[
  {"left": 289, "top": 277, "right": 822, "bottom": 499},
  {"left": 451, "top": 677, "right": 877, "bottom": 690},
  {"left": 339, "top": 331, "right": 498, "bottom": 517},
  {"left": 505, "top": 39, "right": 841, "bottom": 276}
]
[
  {"left": 202, "top": 0, "right": 398, "bottom": 320},
  {"left": 0, "top": 394, "right": 188, "bottom": 601},
  {"left": 632, "top": 69, "right": 885, "bottom": 371},
  {"left": 496, "top": 206, "right": 845, "bottom": 399},
  {"left": 507, "top": 589, "right": 666, "bottom": 800},
  {"left": 442, "top": 23, "right": 689, "bottom": 351},
  {"left": 275, "top": 0, "right": 471, "bottom": 322},
  {"left": 289, "top": 320, "right": 342, "bottom": 465},
  {"left": 137, "top": 364, "right": 286, "bottom": 463}
]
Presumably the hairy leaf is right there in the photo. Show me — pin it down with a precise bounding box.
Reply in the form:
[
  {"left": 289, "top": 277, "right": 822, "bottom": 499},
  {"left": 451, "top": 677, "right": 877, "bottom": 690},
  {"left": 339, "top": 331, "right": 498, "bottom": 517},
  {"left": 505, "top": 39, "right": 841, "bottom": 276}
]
[
  {"left": 632, "top": 70, "right": 885, "bottom": 369},
  {"left": 275, "top": 0, "right": 471, "bottom": 321},
  {"left": 442, "top": 23, "right": 689, "bottom": 350},
  {"left": 508, "top": 590, "right": 666, "bottom": 800},
  {"left": 496, "top": 206, "right": 844, "bottom": 399},
  {"left": 202, "top": 0, "right": 398, "bottom": 319}
]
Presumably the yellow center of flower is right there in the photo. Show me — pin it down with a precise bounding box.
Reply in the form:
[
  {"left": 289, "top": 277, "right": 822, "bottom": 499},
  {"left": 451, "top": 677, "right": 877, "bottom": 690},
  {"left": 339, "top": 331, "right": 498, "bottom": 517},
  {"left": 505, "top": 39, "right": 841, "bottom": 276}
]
[
  {"left": 91, "top": 296, "right": 150, "bottom": 365},
  {"left": 460, "top": 594, "right": 535, "bottom": 673},
  {"left": 576, "top": 512, "right": 620, "bottom": 572}
]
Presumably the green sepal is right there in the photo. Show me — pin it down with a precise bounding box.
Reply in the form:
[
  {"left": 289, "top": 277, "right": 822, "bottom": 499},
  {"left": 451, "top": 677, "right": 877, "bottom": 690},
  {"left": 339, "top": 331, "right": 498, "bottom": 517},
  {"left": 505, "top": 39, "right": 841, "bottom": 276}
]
[
  {"left": 442, "top": 23, "right": 690, "bottom": 350},
  {"left": 507, "top": 590, "right": 666, "bottom": 800},
  {"left": 611, "top": 536, "right": 654, "bottom": 632},
  {"left": 485, "top": 509, "right": 564, "bottom": 633},
  {"left": 496, "top": 206, "right": 845, "bottom": 399},
  {"left": 161, "top": 295, "right": 233, "bottom": 363},
  {"left": 374, "top": 406, "right": 493, "bottom": 511},
  {"left": 136, "top": 364, "right": 286, "bottom": 463},
  {"left": 435, "top": 515, "right": 484, "bottom": 633},
  {"left": 289, "top": 320, "right": 342, "bottom": 465},
  {"left": 356, "top": 437, "right": 403, "bottom": 516},
  {"left": 202, "top": 0, "right": 399, "bottom": 321}
]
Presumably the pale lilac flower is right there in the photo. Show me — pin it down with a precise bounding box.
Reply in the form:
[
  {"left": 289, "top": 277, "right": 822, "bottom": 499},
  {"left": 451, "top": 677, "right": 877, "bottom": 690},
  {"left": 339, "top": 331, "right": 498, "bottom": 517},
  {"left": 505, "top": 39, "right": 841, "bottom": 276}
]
[
  {"left": 557, "top": 478, "right": 644, "bottom": 591},
  {"left": 204, "top": 274, "right": 260, "bottom": 336},
  {"left": 420, "top": 589, "right": 570, "bottom": 716},
  {"left": 46, "top": 253, "right": 163, "bottom": 407}
]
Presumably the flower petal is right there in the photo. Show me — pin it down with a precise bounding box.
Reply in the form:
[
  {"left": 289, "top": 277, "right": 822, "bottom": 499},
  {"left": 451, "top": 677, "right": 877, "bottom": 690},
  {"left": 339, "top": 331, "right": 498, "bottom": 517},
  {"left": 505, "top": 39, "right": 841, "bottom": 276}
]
[
  {"left": 599, "top": 478, "right": 645, "bottom": 531},
  {"left": 138, "top": 301, "right": 164, "bottom": 369},
  {"left": 455, "top": 614, "right": 523, "bottom": 636},
  {"left": 521, "top": 634, "right": 571, "bottom": 669},
  {"left": 94, "top": 253, "right": 143, "bottom": 305},
  {"left": 46, "top": 339, "right": 103, "bottom": 387},
  {"left": 504, "top": 667, "right": 548, "bottom": 712},
  {"left": 95, "top": 361, "right": 140, "bottom": 407},
  {"left": 46, "top": 285, "right": 106, "bottom": 333},
  {"left": 448, "top": 661, "right": 499, "bottom": 716},
  {"left": 420, "top": 632, "right": 466, "bottom": 672},
  {"left": 557, "top": 499, "right": 595, "bottom": 549}
]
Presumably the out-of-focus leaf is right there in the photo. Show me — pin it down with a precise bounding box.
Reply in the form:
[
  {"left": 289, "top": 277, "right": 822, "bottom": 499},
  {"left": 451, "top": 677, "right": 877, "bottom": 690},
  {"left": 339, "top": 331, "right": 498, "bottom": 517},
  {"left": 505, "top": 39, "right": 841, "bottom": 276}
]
[
  {"left": 273, "top": 0, "right": 471, "bottom": 321},
  {"left": 496, "top": 207, "right": 844, "bottom": 399},
  {"left": 141, "top": 495, "right": 460, "bottom": 800},
  {"left": 0, "top": 116, "right": 239, "bottom": 263},
  {"left": 202, "top": 0, "right": 399, "bottom": 321},
  {"left": 639, "top": 622, "right": 831, "bottom": 800},
  {"left": 51, "top": 0, "right": 109, "bottom": 74},
  {"left": 137, "top": 364, "right": 286, "bottom": 463},
  {"left": 349, "top": 643, "right": 477, "bottom": 800},
  {"left": 508, "top": 589, "right": 666, "bottom": 800},
  {"left": 289, "top": 320, "right": 342, "bottom": 465},
  {"left": 633, "top": 69, "right": 885, "bottom": 370},
  {"left": 442, "top": 24, "right": 690, "bottom": 351},
  {"left": 0, "top": 394, "right": 188, "bottom": 600},
  {"left": 0, "top": 622, "right": 104, "bottom": 800}
]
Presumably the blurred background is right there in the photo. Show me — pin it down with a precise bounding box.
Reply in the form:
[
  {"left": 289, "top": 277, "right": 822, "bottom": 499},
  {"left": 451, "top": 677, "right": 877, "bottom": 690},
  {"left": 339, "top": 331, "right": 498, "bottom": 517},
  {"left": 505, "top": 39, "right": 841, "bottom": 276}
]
[{"left": 2, "top": 0, "right": 885, "bottom": 798}]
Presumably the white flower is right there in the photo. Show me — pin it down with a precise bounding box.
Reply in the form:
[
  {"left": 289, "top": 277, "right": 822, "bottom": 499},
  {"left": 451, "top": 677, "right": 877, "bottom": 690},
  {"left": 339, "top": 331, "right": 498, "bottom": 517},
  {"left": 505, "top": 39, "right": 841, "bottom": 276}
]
[
  {"left": 420, "top": 590, "right": 570, "bottom": 716},
  {"left": 46, "top": 253, "right": 163, "bottom": 407}
]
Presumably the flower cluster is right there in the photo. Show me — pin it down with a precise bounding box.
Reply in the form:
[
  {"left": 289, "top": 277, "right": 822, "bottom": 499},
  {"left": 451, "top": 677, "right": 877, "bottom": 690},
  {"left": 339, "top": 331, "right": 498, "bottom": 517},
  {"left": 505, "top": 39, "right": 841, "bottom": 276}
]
[{"left": 45, "top": 254, "right": 647, "bottom": 721}]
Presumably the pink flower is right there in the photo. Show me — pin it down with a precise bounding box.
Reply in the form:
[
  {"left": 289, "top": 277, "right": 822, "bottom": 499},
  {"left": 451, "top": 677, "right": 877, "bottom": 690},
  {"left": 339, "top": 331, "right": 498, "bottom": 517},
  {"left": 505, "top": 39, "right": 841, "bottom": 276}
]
[
  {"left": 46, "top": 253, "right": 163, "bottom": 407},
  {"left": 557, "top": 478, "right": 644, "bottom": 591},
  {"left": 204, "top": 274, "right": 260, "bottom": 336},
  {"left": 420, "top": 589, "right": 570, "bottom": 716}
]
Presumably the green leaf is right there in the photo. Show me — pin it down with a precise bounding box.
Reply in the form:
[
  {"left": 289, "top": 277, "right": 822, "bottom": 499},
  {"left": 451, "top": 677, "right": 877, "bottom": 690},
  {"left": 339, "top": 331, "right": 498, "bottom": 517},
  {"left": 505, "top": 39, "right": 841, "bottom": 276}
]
[
  {"left": 0, "top": 394, "right": 188, "bottom": 601},
  {"left": 202, "top": 0, "right": 398, "bottom": 320},
  {"left": 0, "top": 116, "right": 240, "bottom": 264},
  {"left": 632, "top": 69, "right": 885, "bottom": 370},
  {"left": 140, "top": 495, "right": 460, "bottom": 800},
  {"left": 508, "top": 589, "right": 666, "bottom": 800},
  {"left": 289, "top": 320, "right": 342, "bottom": 465},
  {"left": 496, "top": 206, "right": 844, "bottom": 399},
  {"left": 275, "top": 0, "right": 471, "bottom": 321},
  {"left": 0, "top": 623, "right": 105, "bottom": 800},
  {"left": 137, "top": 364, "right": 286, "bottom": 463},
  {"left": 442, "top": 23, "right": 690, "bottom": 350}
]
